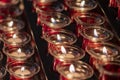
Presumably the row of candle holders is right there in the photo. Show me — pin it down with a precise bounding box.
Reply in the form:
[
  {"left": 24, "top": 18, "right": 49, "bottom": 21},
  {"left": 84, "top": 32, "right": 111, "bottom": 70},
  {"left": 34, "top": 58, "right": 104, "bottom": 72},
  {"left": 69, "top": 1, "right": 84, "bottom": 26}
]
[
  {"left": 33, "top": 0, "right": 120, "bottom": 80},
  {"left": 0, "top": 0, "right": 41, "bottom": 80}
]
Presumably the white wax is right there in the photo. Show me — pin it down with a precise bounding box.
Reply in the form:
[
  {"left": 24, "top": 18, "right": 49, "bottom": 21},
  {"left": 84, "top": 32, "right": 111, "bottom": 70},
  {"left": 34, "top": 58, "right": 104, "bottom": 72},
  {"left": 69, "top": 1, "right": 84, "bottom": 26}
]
[
  {"left": 10, "top": 51, "right": 26, "bottom": 57},
  {"left": 64, "top": 71, "right": 82, "bottom": 79},
  {"left": 58, "top": 54, "right": 75, "bottom": 59},
  {"left": 8, "top": 37, "right": 22, "bottom": 43},
  {"left": 15, "top": 68, "right": 31, "bottom": 76}
]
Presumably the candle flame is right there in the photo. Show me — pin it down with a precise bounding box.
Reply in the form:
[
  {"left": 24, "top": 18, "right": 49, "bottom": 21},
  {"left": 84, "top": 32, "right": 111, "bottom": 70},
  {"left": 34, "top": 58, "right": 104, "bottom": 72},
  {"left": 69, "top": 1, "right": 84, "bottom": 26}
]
[
  {"left": 13, "top": 34, "right": 17, "bottom": 39},
  {"left": 103, "top": 46, "right": 107, "bottom": 54},
  {"left": 69, "top": 64, "right": 75, "bottom": 73},
  {"left": 21, "top": 67, "right": 25, "bottom": 72},
  {"left": 17, "top": 48, "right": 21, "bottom": 53},
  {"left": 57, "top": 34, "right": 61, "bottom": 41},
  {"left": 7, "top": 21, "right": 14, "bottom": 27},
  {"left": 61, "top": 46, "right": 66, "bottom": 54},
  {"left": 94, "top": 29, "right": 98, "bottom": 37},
  {"left": 80, "top": 0, "right": 85, "bottom": 6},
  {"left": 51, "top": 17, "right": 56, "bottom": 23}
]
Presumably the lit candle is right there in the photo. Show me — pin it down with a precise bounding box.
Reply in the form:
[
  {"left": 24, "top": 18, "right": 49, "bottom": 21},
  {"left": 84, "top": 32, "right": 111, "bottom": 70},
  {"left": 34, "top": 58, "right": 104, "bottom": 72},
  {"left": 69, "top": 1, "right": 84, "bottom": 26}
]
[
  {"left": 45, "top": 30, "right": 77, "bottom": 45},
  {"left": 10, "top": 48, "right": 26, "bottom": 57},
  {"left": 8, "top": 34, "right": 22, "bottom": 44},
  {"left": 3, "top": 32, "right": 31, "bottom": 48},
  {"left": 14, "top": 67, "right": 31, "bottom": 76},
  {"left": 80, "top": 26, "right": 113, "bottom": 49},
  {"left": 7, "top": 62, "right": 40, "bottom": 80},
  {"left": 0, "top": 19, "right": 24, "bottom": 33},
  {"left": 65, "top": 0, "right": 97, "bottom": 18},
  {"left": 56, "top": 61, "right": 94, "bottom": 80},
  {"left": 86, "top": 43, "right": 120, "bottom": 70},
  {"left": 58, "top": 46, "right": 75, "bottom": 59},
  {"left": 74, "top": 13, "right": 105, "bottom": 37},
  {"left": 49, "top": 45, "right": 85, "bottom": 71}
]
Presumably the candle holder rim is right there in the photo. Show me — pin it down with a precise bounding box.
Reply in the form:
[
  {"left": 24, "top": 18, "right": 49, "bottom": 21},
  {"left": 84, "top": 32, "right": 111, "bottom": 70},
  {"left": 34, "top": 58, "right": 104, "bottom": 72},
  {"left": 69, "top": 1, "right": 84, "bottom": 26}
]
[
  {"left": 3, "top": 46, "right": 35, "bottom": 61},
  {"left": 38, "top": 12, "right": 71, "bottom": 29},
  {"left": 6, "top": 62, "right": 40, "bottom": 78},
  {"left": 49, "top": 45, "right": 85, "bottom": 61},
  {"left": 44, "top": 29, "right": 77, "bottom": 45},
  {"left": 86, "top": 42, "right": 120, "bottom": 61},
  {"left": 56, "top": 60, "right": 94, "bottom": 79},
  {"left": 65, "top": 0, "right": 97, "bottom": 11},
  {"left": 34, "top": 0, "right": 57, "bottom": 4},
  {"left": 35, "top": 1, "right": 65, "bottom": 13},
  {"left": 80, "top": 26, "right": 113, "bottom": 42},
  {"left": 2, "top": 32, "right": 31, "bottom": 46},
  {"left": 74, "top": 12, "right": 105, "bottom": 25},
  {"left": 0, "top": 19, "right": 25, "bottom": 31},
  {"left": 96, "top": 61, "right": 120, "bottom": 76}
]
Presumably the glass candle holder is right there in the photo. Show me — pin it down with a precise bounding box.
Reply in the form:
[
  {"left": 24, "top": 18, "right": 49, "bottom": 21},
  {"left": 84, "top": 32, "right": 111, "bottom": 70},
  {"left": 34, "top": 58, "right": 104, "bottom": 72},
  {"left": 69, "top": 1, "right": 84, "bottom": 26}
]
[
  {"left": 0, "top": 66, "right": 7, "bottom": 79},
  {"left": 6, "top": 62, "right": 40, "bottom": 80},
  {"left": 44, "top": 29, "right": 77, "bottom": 45},
  {"left": 3, "top": 45, "right": 34, "bottom": 63},
  {"left": 0, "top": 19, "right": 24, "bottom": 35},
  {"left": 74, "top": 12, "right": 105, "bottom": 37},
  {"left": 37, "top": 11, "right": 71, "bottom": 37},
  {"left": 0, "top": 0, "right": 24, "bottom": 17},
  {"left": 56, "top": 61, "right": 94, "bottom": 80},
  {"left": 49, "top": 45, "right": 85, "bottom": 70},
  {"left": 35, "top": 1, "right": 65, "bottom": 25},
  {"left": 86, "top": 42, "right": 120, "bottom": 70},
  {"left": 2, "top": 32, "right": 31, "bottom": 48},
  {"left": 96, "top": 61, "right": 120, "bottom": 80},
  {"left": 80, "top": 26, "right": 113, "bottom": 49},
  {"left": 33, "top": 0, "right": 57, "bottom": 6},
  {"left": 64, "top": 0, "right": 97, "bottom": 18}
]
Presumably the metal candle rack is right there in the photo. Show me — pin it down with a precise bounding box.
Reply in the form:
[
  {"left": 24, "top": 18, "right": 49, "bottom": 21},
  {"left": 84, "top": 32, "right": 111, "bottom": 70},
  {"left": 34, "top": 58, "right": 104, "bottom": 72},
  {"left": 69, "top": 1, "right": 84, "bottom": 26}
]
[{"left": 24, "top": 0, "right": 120, "bottom": 80}]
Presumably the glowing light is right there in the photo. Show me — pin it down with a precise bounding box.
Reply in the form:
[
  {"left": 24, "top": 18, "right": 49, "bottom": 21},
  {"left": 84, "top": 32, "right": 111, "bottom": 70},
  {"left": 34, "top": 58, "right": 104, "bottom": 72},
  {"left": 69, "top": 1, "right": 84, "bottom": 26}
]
[
  {"left": 69, "top": 64, "right": 75, "bottom": 73},
  {"left": 61, "top": 46, "right": 66, "bottom": 54}
]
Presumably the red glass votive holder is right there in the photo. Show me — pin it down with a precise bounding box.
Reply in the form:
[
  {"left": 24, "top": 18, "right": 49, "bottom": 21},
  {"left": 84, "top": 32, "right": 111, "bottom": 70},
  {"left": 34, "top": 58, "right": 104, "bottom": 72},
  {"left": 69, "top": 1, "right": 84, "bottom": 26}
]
[
  {"left": 56, "top": 61, "right": 94, "bottom": 80},
  {"left": 80, "top": 26, "right": 113, "bottom": 49},
  {"left": 2, "top": 32, "right": 31, "bottom": 48},
  {"left": 0, "top": 66, "right": 7, "bottom": 79},
  {"left": 64, "top": 0, "right": 97, "bottom": 18},
  {"left": 74, "top": 12, "right": 105, "bottom": 37},
  {"left": 0, "top": 0, "right": 24, "bottom": 17},
  {"left": 96, "top": 61, "right": 120, "bottom": 80},
  {"left": 6, "top": 62, "right": 40, "bottom": 80},
  {"left": 44, "top": 29, "right": 77, "bottom": 45},
  {"left": 0, "top": 19, "right": 24, "bottom": 35},
  {"left": 86, "top": 42, "right": 120, "bottom": 71},
  {"left": 49, "top": 45, "right": 85, "bottom": 71},
  {"left": 44, "top": 29, "right": 77, "bottom": 54},
  {"left": 37, "top": 11, "right": 71, "bottom": 38},
  {"left": 3, "top": 44, "right": 34, "bottom": 63}
]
